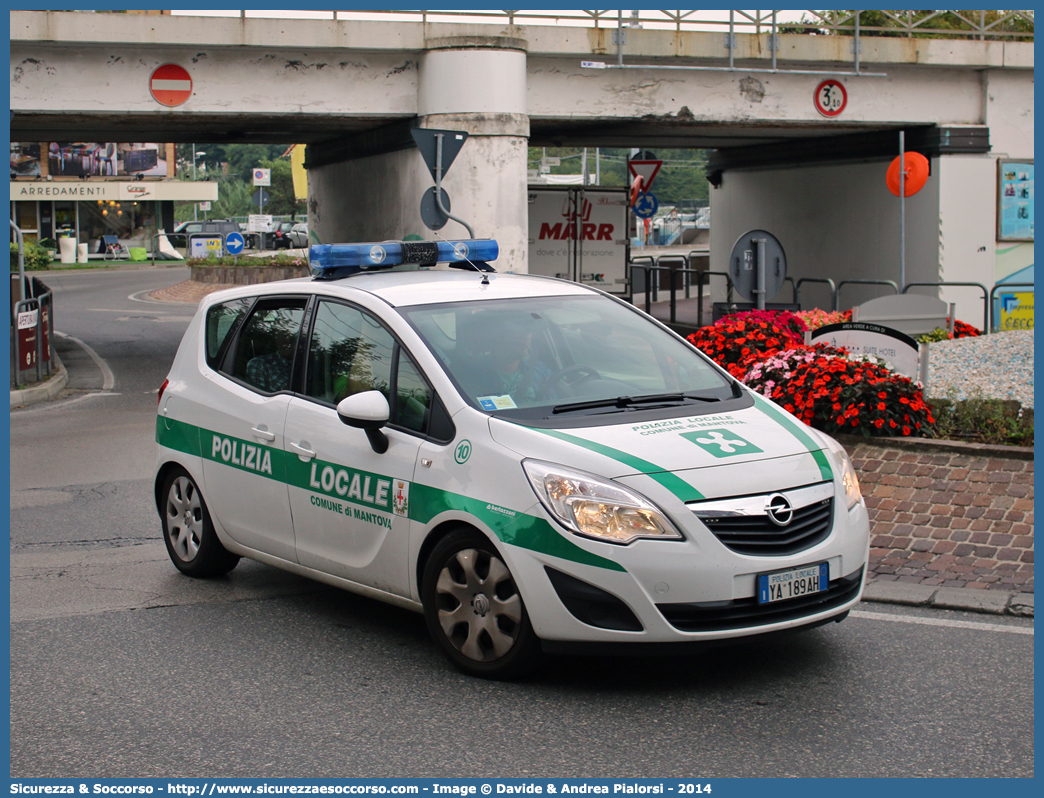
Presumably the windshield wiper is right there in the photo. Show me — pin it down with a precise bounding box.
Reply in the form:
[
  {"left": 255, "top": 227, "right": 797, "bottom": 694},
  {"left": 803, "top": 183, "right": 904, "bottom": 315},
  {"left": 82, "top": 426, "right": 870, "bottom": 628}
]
[{"left": 552, "top": 392, "right": 722, "bottom": 415}]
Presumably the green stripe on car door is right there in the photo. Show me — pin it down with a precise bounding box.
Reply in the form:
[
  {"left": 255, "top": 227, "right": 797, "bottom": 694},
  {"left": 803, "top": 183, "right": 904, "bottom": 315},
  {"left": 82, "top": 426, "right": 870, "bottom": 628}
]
[{"left": 158, "top": 418, "right": 625, "bottom": 571}]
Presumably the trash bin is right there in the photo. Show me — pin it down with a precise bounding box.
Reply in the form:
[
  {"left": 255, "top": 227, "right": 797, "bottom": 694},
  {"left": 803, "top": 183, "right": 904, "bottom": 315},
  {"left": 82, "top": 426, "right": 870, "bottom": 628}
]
[
  {"left": 59, "top": 237, "right": 76, "bottom": 264},
  {"left": 76, "top": 243, "right": 88, "bottom": 263}
]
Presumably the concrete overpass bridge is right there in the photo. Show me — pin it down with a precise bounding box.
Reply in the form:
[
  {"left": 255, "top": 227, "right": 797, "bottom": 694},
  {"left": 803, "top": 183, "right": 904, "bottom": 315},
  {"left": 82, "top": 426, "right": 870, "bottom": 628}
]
[{"left": 10, "top": 10, "right": 1034, "bottom": 319}]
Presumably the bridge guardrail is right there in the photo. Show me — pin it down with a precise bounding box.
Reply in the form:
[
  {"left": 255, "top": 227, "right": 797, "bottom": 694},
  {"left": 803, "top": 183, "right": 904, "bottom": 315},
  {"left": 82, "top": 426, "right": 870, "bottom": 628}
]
[{"left": 207, "top": 10, "right": 1033, "bottom": 42}]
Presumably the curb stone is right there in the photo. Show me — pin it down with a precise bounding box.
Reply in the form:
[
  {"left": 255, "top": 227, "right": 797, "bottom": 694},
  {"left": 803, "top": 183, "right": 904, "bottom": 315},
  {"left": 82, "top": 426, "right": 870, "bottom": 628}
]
[
  {"left": 863, "top": 580, "right": 1033, "bottom": 617},
  {"left": 10, "top": 354, "right": 66, "bottom": 408}
]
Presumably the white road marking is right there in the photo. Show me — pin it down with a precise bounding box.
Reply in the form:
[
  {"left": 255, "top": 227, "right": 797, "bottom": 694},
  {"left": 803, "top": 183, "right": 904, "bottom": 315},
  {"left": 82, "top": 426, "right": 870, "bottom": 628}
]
[
  {"left": 53, "top": 331, "right": 115, "bottom": 390},
  {"left": 13, "top": 391, "right": 122, "bottom": 414},
  {"left": 89, "top": 308, "right": 169, "bottom": 314},
  {"left": 851, "top": 609, "right": 1033, "bottom": 635}
]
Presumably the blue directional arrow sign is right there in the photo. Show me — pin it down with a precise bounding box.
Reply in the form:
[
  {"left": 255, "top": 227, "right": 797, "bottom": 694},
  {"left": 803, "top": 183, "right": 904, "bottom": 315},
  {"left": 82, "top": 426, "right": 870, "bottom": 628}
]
[
  {"left": 225, "top": 232, "right": 245, "bottom": 256},
  {"left": 633, "top": 192, "right": 659, "bottom": 219}
]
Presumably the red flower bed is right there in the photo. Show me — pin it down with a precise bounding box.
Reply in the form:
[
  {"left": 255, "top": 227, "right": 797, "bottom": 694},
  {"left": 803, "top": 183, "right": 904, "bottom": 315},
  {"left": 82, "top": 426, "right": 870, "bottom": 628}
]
[
  {"left": 952, "top": 319, "right": 980, "bottom": 338},
  {"left": 686, "top": 312, "right": 805, "bottom": 379},
  {"left": 743, "top": 346, "right": 934, "bottom": 437},
  {"left": 687, "top": 309, "right": 935, "bottom": 438}
]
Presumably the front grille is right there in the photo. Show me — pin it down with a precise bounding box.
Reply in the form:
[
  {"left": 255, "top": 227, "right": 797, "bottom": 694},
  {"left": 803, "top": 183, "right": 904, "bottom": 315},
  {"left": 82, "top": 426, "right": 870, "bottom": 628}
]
[
  {"left": 657, "top": 567, "right": 864, "bottom": 633},
  {"left": 697, "top": 496, "right": 834, "bottom": 556}
]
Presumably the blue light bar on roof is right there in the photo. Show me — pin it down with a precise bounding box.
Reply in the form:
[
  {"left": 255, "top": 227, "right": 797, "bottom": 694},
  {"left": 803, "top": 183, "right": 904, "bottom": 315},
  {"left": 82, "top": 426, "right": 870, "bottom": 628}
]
[{"left": 310, "top": 239, "right": 499, "bottom": 278}]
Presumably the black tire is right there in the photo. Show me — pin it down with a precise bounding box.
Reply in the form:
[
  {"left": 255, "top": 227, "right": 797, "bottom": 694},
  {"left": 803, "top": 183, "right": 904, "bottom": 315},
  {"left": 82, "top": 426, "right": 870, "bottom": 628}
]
[
  {"left": 421, "top": 528, "right": 541, "bottom": 680},
  {"left": 160, "top": 467, "right": 240, "bottom": 578}
]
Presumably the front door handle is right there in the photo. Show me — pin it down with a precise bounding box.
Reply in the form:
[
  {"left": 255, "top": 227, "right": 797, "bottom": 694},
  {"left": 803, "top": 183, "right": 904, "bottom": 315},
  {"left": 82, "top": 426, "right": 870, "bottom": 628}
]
[
  {"left": 251, "top": 426, "right": 276, "bottom": 442},
  {"left": 290, "top": 441, "right": 316, "bottom": 461}
]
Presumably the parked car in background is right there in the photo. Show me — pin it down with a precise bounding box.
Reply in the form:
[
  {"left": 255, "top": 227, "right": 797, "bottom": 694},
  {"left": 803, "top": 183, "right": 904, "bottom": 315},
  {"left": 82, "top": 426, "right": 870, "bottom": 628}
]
[
  {"left": 172, "top": 220, "right": 241, "bottom": 237},
  {"left": 270, "top": 221, "right": 295, "bottom": 250},
  {"left": 288, "top": 222, "right": 309, "bottom": 249}
]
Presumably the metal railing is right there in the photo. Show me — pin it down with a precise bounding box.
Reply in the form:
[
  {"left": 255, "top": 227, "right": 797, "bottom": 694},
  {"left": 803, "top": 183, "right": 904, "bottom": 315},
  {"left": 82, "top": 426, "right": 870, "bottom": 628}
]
[
  {"left": 795, "top": 277, "right": 837, "bottom": 312},
  {"left": 150, "top": 231, "right": 263, "bottom": 265},
  {"left": 630, "top": 263, "right": 736, "bottom": 328},
  {"left": 193, "top": 10, "right": 1033, "bottom": 41},
  {"left": 902, "top": 281, "right": 990, "bottom": 334},
  {"left": 835, "top": 279, "right": 899, "bottom": 311}
]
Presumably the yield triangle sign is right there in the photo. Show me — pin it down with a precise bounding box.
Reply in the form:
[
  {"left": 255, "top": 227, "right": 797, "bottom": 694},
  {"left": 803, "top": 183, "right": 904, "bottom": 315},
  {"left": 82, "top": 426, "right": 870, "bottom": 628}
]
[
  {"left": 411, "top": 128, "right": 469, "bottom": 182},
  {"left": 628, "top": 160, "right": 662, "bottom": 193}
]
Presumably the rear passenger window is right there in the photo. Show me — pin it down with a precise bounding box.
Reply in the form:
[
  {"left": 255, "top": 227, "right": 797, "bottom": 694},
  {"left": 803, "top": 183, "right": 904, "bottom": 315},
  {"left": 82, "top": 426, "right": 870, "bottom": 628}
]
[
  {"left": 230, "top": 298, "right": 307, "bottom": 394},
  {"left": 204, "top": 298, "right": 252, "bottom": 370}
]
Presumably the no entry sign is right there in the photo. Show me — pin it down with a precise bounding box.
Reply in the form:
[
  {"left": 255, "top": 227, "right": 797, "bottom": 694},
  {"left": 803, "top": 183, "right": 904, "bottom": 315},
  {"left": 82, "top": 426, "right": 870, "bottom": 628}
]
[{"left": 150, "top": 64, "right": 192, "bottom": 107}]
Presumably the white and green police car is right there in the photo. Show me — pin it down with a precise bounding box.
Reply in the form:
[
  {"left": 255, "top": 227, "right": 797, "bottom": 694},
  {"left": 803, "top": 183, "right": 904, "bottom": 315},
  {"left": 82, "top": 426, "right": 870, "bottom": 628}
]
[{"left": 156, "top": 238, "right": 869, "bottom": 678}]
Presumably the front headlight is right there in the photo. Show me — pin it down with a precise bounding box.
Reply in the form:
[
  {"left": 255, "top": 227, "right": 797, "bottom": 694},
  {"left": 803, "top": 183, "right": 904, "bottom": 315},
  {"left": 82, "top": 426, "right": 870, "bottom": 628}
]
[
  {"left": 827, "top": 440, "right": 862, "bottom": 509},
  {"left": 522, "top": 459, "right": 683, "bottom": 545}
]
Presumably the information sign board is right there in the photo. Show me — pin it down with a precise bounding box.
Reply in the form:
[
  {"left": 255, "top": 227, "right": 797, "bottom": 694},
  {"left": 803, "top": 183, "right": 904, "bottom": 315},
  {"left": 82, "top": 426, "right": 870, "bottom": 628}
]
[
  {"left": 998, "top": 159, "right": 1034, "bottom": 241},
  {"left": 190, "top": 236, "right": 225, "bottom": 259},
  {"left": 811, "top": 322, "right": 921, "bottom": 380}
]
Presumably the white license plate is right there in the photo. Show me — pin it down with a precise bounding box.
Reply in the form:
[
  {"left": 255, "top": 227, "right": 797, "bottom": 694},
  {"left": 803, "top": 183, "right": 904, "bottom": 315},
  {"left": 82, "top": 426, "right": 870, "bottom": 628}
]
[{"left": 757, "top": 563, "right": 829, "bottom": 605}]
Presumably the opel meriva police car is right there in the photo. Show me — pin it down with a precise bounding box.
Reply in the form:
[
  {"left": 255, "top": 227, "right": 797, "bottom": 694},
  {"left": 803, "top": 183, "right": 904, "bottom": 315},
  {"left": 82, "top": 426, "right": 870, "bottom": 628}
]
[{"left": 155, "top": 239, "right": 870, "bottom": 678}]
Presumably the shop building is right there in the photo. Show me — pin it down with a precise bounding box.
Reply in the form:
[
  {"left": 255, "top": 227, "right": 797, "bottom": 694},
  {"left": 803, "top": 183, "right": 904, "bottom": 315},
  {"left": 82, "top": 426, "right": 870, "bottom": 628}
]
[{"left": 10, "top": 141, "right": 217, "bottom": 257}]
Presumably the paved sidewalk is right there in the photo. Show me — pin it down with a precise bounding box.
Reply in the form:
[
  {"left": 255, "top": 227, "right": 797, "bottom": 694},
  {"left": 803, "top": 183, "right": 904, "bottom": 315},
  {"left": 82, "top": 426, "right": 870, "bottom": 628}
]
[{"left": 148, "top": 278, "right": 238, "bottom": 304}]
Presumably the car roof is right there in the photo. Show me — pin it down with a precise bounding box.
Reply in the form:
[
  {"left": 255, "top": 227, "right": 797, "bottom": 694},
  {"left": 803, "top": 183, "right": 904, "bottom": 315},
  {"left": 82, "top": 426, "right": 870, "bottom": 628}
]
[{"left": 202, "top": 269, "right": 598, "bottom": 309}]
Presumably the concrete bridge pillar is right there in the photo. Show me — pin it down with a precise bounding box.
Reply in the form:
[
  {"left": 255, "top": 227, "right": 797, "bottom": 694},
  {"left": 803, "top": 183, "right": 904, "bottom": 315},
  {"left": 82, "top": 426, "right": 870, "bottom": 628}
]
[{"left": 309, "top": 34, "right": 530, "bottom": 272}]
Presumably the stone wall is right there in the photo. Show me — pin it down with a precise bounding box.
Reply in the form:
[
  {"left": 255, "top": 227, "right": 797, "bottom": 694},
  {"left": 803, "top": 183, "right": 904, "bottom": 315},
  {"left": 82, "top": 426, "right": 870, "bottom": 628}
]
[
  {"left": 190, "top": 264, "right": 309, "bottom": 285},
  {"left": 839, "top": 437, "right": 1034, "bottom": 594}
]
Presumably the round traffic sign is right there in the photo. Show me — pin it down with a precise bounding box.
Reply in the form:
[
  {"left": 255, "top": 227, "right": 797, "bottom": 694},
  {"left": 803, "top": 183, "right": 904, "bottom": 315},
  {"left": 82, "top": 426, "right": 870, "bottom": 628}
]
[
  {"left": 420, "top": 187, "right": 452, "bottom": 230},
  {"left": 225, "top": 232, "right": 245, "bottom": 256},
  {"left": 813, "top": 79, "right": 847, "bottom": 117},
  {"left": 728, "top": 229, "right": 787, "bottom": 303},
  {"left": 632, "top": 192, "right": 658, "bottom": 219},
  {"left": 150, "top": 64, "right": 192, "bottom": 107},
  {"left": 886, "top": 152, "right": 930, "bottom": 197}
]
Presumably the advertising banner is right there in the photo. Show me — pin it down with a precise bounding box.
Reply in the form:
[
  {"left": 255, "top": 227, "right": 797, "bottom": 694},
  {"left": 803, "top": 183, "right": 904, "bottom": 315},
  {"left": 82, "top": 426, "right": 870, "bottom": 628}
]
[
  {"left": 997, "top": 291, "right": 1034, "bottom": 331},
  {"left": 528, "top": 187, "right": 629, "bottom": 294}
]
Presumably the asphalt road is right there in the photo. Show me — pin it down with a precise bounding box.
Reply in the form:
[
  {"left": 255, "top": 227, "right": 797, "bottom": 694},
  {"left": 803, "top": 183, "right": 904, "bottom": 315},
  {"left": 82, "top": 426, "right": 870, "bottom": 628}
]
[{"left": 8, "top": 267, "right": 1035, "bottom": 779}]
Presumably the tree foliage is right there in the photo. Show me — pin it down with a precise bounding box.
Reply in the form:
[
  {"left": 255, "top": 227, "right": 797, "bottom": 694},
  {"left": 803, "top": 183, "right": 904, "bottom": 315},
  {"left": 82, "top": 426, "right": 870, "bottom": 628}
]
[
  {"left": 174, "top": 143, "right": 296, "bottom": 222},
  {"left": 783, "top": 10, "right": 1033, "bottom": 40}
]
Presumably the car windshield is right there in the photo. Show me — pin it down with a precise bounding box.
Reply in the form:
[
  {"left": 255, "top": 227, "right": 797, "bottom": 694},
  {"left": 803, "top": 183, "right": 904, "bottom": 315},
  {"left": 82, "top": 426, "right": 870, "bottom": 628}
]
[{"left": 401, "top": 294, "right": 738, "bottom": 422}]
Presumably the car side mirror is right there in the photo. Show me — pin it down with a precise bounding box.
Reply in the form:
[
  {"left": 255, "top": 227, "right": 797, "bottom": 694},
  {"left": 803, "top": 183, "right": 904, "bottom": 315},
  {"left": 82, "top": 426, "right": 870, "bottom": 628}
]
[{"left": 336, "top": 391, "right": 390, "bottom": 454}]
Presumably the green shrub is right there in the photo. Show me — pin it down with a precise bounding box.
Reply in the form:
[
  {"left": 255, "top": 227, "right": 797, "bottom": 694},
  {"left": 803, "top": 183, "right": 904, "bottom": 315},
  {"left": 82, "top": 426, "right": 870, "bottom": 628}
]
[
  {"left": 10, "top": 240, "right": 55, "bottom": 271},
  {"left": 929, "top": 389, "right": 1034, "bottom": 446},
  {"left": 187, "top": 254, "right": 309, "bottom": 268}
]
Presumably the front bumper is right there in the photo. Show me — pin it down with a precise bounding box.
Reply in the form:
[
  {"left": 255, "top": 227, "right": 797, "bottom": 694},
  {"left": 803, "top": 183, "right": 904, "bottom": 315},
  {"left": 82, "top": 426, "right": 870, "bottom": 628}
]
[{"left": 503, "top": 497, "right": 871, "bottom": 646}]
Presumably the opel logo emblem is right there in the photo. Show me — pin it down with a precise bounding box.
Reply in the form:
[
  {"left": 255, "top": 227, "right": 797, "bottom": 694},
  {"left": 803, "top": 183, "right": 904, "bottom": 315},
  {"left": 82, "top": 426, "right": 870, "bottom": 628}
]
[{"left": 766, "top": 493, "right": 794, "bottom": 526}]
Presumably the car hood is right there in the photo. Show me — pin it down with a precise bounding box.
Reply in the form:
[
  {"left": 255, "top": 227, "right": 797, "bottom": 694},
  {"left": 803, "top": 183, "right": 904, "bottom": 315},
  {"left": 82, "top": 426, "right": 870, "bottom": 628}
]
[{"left": 489, "top": 400, "right": 835, "bottom": 502}]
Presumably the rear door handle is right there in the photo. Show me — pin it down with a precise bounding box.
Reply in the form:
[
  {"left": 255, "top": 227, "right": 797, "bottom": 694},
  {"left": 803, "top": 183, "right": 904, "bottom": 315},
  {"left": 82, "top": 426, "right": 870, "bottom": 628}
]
[
  {"left": 290, "top": 441, "right": 316, "bottom": 461},
  {"left": 251, "top": 426, "right": 276, "bottom": 442}
]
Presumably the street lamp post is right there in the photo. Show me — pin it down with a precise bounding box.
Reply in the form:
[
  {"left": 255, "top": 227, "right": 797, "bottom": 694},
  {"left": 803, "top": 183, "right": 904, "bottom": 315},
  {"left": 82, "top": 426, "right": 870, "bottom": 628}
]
[{"left": 192, "top": 146, "right": 206, "bottom": 221}]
